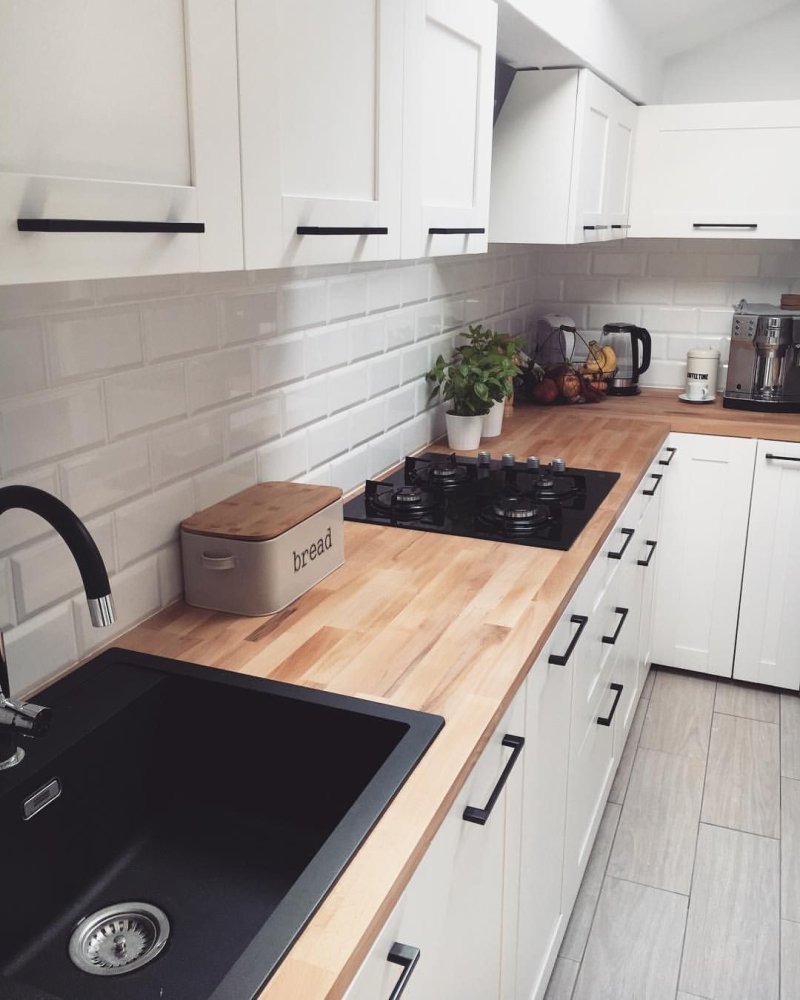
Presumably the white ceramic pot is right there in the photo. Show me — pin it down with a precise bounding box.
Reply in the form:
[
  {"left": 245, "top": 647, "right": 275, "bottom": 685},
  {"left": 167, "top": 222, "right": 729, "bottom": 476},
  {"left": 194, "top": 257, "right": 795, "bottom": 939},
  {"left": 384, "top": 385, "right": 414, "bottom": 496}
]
[
  {"left": 445, "top": 412, "right": 484, "bottom": 451},
  {"left": 481, "top": 399, "right": 505, "bottom": 439}
]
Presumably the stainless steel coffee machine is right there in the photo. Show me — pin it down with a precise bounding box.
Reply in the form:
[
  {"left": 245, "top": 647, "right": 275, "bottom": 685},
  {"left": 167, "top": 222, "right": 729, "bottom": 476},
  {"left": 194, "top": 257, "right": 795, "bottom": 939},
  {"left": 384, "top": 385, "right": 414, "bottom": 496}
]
[{"left": 723, "top": 301, "right": 800, "bottom": 412}]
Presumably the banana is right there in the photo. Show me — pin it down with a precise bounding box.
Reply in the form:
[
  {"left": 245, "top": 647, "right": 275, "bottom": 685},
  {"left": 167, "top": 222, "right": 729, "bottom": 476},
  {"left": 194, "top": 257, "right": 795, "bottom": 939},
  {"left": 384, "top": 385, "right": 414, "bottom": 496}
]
[{"left": 584, "top": 341, "right": 616, "bottom": 375}]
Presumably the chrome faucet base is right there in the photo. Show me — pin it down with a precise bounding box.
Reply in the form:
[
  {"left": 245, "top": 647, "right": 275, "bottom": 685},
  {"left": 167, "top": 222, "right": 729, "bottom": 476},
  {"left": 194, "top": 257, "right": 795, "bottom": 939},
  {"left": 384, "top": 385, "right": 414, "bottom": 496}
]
[{"left": 0, "top": 746, "right": 24, "bottom": 770}]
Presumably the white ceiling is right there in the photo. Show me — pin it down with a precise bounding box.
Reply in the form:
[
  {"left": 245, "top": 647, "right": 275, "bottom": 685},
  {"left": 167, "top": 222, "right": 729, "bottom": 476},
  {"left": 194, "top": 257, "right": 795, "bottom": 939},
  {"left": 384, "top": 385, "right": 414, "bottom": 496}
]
[{"left": 610, "top": 0, "right": 799, "bottom": 58}]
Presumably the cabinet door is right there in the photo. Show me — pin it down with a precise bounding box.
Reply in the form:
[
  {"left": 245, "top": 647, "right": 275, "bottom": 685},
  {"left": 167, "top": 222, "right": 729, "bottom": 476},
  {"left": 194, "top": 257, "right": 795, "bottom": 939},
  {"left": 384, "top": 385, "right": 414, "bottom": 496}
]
[
  {"left": 734, "top": 441, "right": 800, "bottom": 689},
  {"left": 636, "top": 481, "right": 662, "bottom": 692},
  {"left": 401, "top": 0, "right": 497, "bottom": 259},
  {"left": 238, "top": 0, "right": 404, "bottom": 269},
  {"left": 0, "top": 0, "right": 242, "bottom": 284},
  {"left": 652, "top": 433, "right": 756, "bottom": 677},
  {"left": 512, "top": 644, "right": 573, "bottom": 1000},
  {"left": 629, "top": 102, "right": 800, "bottom": 239},
  {"left": 569, "top": 70, "right": 637, "bottom": 244}
]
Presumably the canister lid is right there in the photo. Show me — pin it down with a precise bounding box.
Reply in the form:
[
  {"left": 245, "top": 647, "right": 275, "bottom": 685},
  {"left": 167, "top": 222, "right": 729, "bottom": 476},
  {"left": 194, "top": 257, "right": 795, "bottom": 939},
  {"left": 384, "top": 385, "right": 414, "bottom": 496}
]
[
  {"left": 687, "top": 348, "right": 720, "bottom": 359},
  {"left": 181, "top": 482, "right": 343, "bottom": 541}
]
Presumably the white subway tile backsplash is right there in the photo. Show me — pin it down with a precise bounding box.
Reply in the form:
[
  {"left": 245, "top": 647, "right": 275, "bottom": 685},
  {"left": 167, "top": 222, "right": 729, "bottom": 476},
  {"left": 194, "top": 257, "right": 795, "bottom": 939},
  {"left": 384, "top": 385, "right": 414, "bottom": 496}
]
[
  {"left": 328, "top": 275, "right": 367, "bottom": 321},
  {"left": 306, "top": 323, "right": 346, "bottom": 377},
  {"left": 402, "top": 264, "right": 430, "bottom": 305},
  {"left": 105, "top": 362, "right": 187, "bottom": 439},
  {"left": 143, "top": 295, "right": 220, "bottom": 360},
  {"left": 0, "top": 383, "right": 106, "bottom": 473},
  {"left": 349, "top": 398, "right": 385, "bottom": 447},
  {"left": 402, "top": 412, "right": 433, "bottom": 455},
  {"left": 587, "top": 304, "right": 642, "bottom": 330},
  {"left": 0, "top": 559, "right": 15, "bottom": 630},
  {"left": 415, "top": 300, "right": 443, "bottom": 340},
  {"left": 94, "top": 273, "right": 183, "bottom": 305},
  {"left": 225, "top": 395, "right": 281, "bottom": 455},
  {"left": 705, "top": 254, "right": 761, "bottom": 279},
  {"left": 150, "top": 413, "right": 225, "bottom": 486},
  {"left": 61, "top": 437, "right": 151, "bottom": 517},
  {"left": 283, "top": 377, "right": 328, "bottom": 431},
  {"left": 539, "top": 250, "right": 591, "bottom": 276},
  {"left": 641, "top": 306, "right": 698, "bottom": 334},
  {"left": 281, "top": 280, "right": 328, "bottom": 331},
  {"left": 759, "top": 253, "right": 800, "bottom": 279},
  {"left": 12, "top": 515, "right": 114, "bottom": 619},
  {"left": 187, "top": 347, "right": 252, "bottom": 413},
  {"left": 367, "top": 267, "right": 405, "bottom": 313},
  {"left": 73, "top": 556, "right": 160, "bottom": 657},
  {"left": 222, "top": 289, "right": 279, "bottom": 344},
  {"left": 328, "top": 363, "right": 368, "bottom": 415},
  {"left": 698, "top": 308, "right": 735, "bottom": 335},
  {"left": 254, "top": 333, "right": 305, "bottom": 390},
  {"left": 46, "top": 306, "right": 143, "bottom": 382},
  {"left": 158, "top": 542, "right": 184, "bottom": 605},
  {"left": 564, "top": 277, "right": 617, "bottom": 303},
  {"left": 329, "top": 445, "right": 370, "bottom": 493},
  {"left": 0, "top": 280, "right": 93, "bottom": 320},
  {"left": 257, "top": 431, "right": 308, "bottom": 482},
  {"left": 386, "top": 307, "right": 416, "bottom": 350},
  {"left": 640, "top": 359, "right": 686, "bottom": 388},
  {"left": 401, "top": 344, "right": 429, "bottom": 385},
  {"left": 0, "top": 319, "right": 47, "bottom": 401},
  {"left": 349, "top": 315, "right": 386, "bottom": 361},
  {"left": 368, "top": 426, "right": 404, "bottom": 477},
  {"left": 0, "top": 468, "right": 60, "bottom": 551},
  {"left": 369, "top": 354, "right": 401, "bottom": 398},
  {"left": 115, "top": 481, "right": 195, "bottom": 569},
  {"left": 618, "top": 278, "right": 674, "bottom": 304},
  {"left": 386, "top": 385, "right": 416, "bottom": 429},
  {"left": 591, "top": 252, "right": 646, "bottom": 277},
  {"left": 673, "top": 281, "right": 730, "bottom": 306},
  {"left": 5, "top": 602, "right": 78, "bottom": 696},
  {"left": 193, "top": 454, "right": 257, "bottom": 510},
  {"left": 307, "top": 412, "right": 349, "bottom": 469},
  {"left": 646, "top": 253, "right": 706, "bottom": 279}
]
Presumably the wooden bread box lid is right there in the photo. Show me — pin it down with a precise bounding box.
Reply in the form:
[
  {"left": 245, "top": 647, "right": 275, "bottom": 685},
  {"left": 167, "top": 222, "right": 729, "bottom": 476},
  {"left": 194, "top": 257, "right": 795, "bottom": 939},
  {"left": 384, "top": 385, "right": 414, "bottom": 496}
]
[{"left": 181, "top": 482, "right": 343, "bottom": 542}]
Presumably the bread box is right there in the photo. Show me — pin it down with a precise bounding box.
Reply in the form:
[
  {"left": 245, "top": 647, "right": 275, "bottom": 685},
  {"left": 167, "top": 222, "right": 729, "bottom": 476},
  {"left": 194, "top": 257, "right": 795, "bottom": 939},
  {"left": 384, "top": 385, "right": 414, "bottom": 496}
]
[{"left": 180, "top": 482, "right": 344, "bottom": 616}]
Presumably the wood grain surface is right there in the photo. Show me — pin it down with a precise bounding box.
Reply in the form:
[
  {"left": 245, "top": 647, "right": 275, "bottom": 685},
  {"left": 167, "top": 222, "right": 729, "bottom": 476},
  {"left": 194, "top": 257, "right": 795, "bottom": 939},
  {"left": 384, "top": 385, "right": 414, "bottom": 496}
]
[
  {"left": 180, "top": 481, "right": 343, "bottom": 540},
  {"left": 110, "top": 390, "right": 799, "bottom": 1000}
]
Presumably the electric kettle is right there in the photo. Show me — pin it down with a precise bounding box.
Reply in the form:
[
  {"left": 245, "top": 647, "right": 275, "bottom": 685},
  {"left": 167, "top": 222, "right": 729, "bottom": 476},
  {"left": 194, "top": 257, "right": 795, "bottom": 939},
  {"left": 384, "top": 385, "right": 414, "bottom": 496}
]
[{"left": 600, "top": 323, "right": 652, "bottom": 395}]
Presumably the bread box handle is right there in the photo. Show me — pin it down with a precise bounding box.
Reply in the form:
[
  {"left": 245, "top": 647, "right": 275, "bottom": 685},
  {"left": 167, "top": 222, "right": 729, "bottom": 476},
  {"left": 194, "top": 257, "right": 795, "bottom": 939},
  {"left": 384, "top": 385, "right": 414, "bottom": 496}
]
[{"left": 201, "top": 553, "right": 237, "bottom": 571}]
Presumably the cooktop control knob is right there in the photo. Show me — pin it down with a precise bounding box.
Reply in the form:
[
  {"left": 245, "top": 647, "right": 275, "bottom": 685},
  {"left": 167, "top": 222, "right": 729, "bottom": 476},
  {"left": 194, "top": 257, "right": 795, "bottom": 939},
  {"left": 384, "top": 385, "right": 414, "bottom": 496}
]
[
  {"left": 526, "top": 456, "right": 540, "bottom": 470},
  {"left": 501, "top": 453, "right": 515, "bottom": 467},
  {"left": 551, "top": 457, "right": 566, "bottom": 473},
  {"left": 477, "top": 451, "right": 491, "bottom": 465}
]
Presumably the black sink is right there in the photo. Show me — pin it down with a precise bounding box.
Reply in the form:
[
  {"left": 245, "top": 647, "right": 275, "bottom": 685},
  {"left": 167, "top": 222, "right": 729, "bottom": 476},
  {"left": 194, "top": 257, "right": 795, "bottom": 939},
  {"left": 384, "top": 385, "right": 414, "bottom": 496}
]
[{"left": 0, "top": 649, "right": 443, "bottom": 1000}]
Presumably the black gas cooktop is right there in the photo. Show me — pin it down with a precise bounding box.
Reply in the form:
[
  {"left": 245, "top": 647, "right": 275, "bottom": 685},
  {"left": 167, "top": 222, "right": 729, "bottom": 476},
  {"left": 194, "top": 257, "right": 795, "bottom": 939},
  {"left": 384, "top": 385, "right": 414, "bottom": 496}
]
[{"left": 343, "top": 452, "right": 620, "bottom": 550}]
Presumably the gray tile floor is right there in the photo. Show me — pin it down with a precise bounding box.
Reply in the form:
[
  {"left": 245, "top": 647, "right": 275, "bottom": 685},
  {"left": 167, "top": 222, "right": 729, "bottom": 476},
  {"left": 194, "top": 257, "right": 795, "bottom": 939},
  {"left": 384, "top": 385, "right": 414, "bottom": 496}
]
[{"left": 544, "top": 667, "right": 800, "bottom": 1000}]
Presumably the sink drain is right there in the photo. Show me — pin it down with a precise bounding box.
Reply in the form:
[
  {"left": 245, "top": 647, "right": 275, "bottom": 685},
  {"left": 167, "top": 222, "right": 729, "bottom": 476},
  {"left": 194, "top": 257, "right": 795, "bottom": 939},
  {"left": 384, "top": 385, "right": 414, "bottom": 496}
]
[{"left": 68, "top": 903, "right": 170, "bottom": 976}]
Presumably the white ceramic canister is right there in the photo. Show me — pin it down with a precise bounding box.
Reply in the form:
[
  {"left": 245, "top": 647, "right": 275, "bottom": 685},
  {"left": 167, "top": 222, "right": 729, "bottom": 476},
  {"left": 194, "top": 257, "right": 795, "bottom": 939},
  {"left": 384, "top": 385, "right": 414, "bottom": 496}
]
[{"left": 686, "top": 348, "right": 720, "bottom": 400}]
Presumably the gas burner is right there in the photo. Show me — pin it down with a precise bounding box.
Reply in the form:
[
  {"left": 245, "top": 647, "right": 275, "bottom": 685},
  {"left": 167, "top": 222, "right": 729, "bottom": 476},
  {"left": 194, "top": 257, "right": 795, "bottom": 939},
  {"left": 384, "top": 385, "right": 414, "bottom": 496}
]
[
  {"left": 406, "top": 454, "right": 469, "bottom": 490},
  {"left": 523, "top": 472, "right": 584, "bottom": 504},
  {"left": 365, "top": 481, "right": 435, "bottom": 519},
  {"left": 480, "top": 496, "right": 554, "bottom": 534}
]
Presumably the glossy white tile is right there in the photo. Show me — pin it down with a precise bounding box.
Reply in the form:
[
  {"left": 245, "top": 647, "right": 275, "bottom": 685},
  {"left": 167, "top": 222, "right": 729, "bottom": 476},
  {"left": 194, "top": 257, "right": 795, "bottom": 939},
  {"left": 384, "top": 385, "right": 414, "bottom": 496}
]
[
  {"left": 193, "top": 454, "right": 257, "bottom": 510},
  {"left": 221, "top": 289, "right": 279, "bottom": 345},
  {"left": 0, "top": 319, "right": 47, "bottom": 401},
  {"left": 150, "top": 414, "right": 225, "bottom": 486},
  {"left": 4, "top": 602, "right": 78, "bottom": 696},
  {"left": 254, "top": 334, "right": 305, "bottom": 390},
  {"left": 61, "top": 437, "right": 151, "bottom": 517},
  {"left": 186, "top": 347, "right": 252, "bottom": 413},
  {"left": 349, "top": 315, "right": 386, "bottom": 361},
  {"left": 282, "top": 377, "right": 328, "bottom": 432},
  {"left": 143, "top": 295, "right": 220, "bottom": 360},
  {"left": 105, "top": 362, "right": 187, "bottom": 439},
  {"left": 281, "top": 280, "right": 327, "bottom": 332},
  {"left": 225, "top": 395, "right": 281, "bottom": 456},
  {"left": 73, "top": 556, "right": 161, "bottom": 656},
  {"left": 256, "top": 431, "right": 308, "bottom": 483},
  {"left": 115, "top": 481, "right": 195, "bottom": 569}
]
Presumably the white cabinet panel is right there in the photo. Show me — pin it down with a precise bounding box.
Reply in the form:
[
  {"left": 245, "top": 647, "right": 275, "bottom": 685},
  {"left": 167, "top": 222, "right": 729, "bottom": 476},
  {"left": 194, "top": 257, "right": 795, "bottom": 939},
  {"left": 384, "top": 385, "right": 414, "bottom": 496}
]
[
  {"left": 0, "top": 0, "right": 243, "bottom": 284},
  {"left": 629, "top": 102, "right": 800, "bottom": 239},
  {"left": 238, "top": 0, "right": 404, "bottom": 268},
  {"left": 402, "top": 0, "right": 497, "bottom": 258},
  {"left": 652, "top": 433, "right": 756, "bottom": 678},
  {"left": 490, "top": 68, "right": 636, "bottom": 245},
  {"left": 734, "top": 441, "right": 800, "bottom": 690}
]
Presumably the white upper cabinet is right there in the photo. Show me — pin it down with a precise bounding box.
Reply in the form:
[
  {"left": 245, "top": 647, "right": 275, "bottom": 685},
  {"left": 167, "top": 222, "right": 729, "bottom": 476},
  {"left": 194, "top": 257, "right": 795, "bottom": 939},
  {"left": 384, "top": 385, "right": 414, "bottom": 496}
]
[
  {"left": 628, "top": 101, "right": 800, "bottom": 239},
  {"left": 734, "top": 440, "right": 800, "bottom": 690},
  {"left": 401, "top": 0, "right": 497, "bottom": 259},
  {"left": 237, "top": 0, "right": 404, "bottom": 269},
  {"left": 0, "top": 0, "right": 243, "bottom": 285},
  {"left": 489, "top": 68, "right": 637, "bottom": 245}
]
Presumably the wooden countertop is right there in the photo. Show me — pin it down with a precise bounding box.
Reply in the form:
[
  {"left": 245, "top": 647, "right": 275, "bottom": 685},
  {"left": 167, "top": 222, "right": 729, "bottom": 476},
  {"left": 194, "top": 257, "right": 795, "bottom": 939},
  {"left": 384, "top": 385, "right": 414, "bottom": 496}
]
[{"left": 118, "top": 389, "right": 799, "bottom": 999}]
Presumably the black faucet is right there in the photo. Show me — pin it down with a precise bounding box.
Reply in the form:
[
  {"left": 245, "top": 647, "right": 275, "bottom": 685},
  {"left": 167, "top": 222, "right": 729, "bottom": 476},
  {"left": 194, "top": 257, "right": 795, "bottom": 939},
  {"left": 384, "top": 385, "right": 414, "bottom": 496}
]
[{"left": 0, "top": 486, "right": 116, "bottom": 769}]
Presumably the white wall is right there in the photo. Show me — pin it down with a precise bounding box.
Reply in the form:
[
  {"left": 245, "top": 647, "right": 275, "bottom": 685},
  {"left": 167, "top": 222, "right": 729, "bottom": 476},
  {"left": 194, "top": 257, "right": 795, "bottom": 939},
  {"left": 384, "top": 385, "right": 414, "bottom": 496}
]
[
  {"left": 661, "top": 5, "right": 800, "bottom": 103},
  {"left": 526, "top": 238, "right": 800, "bottom": 387},
  {"left": 0, "top": 248, "right": 537, "bottom": 695}
]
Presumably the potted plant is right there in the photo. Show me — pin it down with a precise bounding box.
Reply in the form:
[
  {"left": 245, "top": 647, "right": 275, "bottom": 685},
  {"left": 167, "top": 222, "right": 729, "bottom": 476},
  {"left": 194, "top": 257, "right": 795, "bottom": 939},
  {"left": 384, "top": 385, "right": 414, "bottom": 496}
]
[{"left": 427, "top": 325, "right": 523, "bottom": 450}]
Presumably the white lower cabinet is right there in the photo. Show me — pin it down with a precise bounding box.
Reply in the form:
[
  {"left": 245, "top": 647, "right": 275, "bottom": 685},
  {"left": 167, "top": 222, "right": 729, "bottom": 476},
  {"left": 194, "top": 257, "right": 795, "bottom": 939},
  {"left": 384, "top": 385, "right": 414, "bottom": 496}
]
[
  {"left": 652, "top": 432, "right": 756, "bottom": 678},
  {"left": 343, "top": 692, "right": 525, "bottom": 1000},
  {"left": 734, "top": 439, "right": 800, "bottom": 689},
  {"left": 345, "top": 457, "right": 665, "bottom": 1000}
]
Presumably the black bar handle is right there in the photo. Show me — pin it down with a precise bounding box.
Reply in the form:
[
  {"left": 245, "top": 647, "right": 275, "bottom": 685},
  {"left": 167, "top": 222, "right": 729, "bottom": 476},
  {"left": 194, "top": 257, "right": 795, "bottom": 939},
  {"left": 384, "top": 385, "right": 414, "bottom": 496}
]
[
  {"left": 597, "top": 683, "right": 624, "bottom": 726},
  {"left": 692, "top": 223, "right": 758, "bottom": 230},
  {"left": 637, "top": 540, "right": 658, "bottom": 567},
  {"left": 765, "top": 453, "right": 800, "bottom": 462},
  {"left": 428, "top": 227, "right": 486, "bottom": 235},
  {"left": 659, "top": 446, "right": 677, "bottom": 466},
  {"left": 387, "top": 943, "right": 421, "bottom": 1000},
  {"left": 610, "top": 224, "right": 632, "bottom": 230},
  {"left": 296, "top": 226, "right": 388, "bottom": 236},
  {"left": 583, "top": 225, "right": 609, "bottom": 231},
  {"left": 602, "top": 607, "right": 629, "bottom": 645},
  {"left": 463, "top": 734, "right": 525, "bottom": 826},
  {"left": 608, "top": 527, "right": 634, "bottom": 560},
  {"left": 18, "top": 218, "right": 204, "bottom": 234},
  {"left": 548, "top": 614, "right": 589, "bottom": 666},
  {"left": 643, "top": 473, "right": 663, "bottom": 496}
]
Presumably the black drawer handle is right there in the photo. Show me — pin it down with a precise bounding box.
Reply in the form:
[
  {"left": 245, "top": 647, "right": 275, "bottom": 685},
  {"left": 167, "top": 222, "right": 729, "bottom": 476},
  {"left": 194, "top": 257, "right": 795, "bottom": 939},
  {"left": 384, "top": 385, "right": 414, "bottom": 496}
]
[
  {"left": 463, "top": 734, "right": 525, "bottom": 826},
  {"left": 387, "top": 943, "right": 421, "bottom": 1000},
  {"left": 658, "top": 446, "right": 677, "bottom": 466},
  {"left": 428, "top": 227, "right": 486, "bottom": 235},
  {"left": 602, "top": 607, "right": 629, "bottom": 645},
  {"left": 597, "top": 683, "right": 624, "bottom": 727},
  {"left": 610, "top": 224, "right": 631, "bottom": 230},
  {"left": 608, "top": 527, "right": 634, "bottom": 560},
  {"left": 17, "top": 218, "right": 204, "bottom": 234},
  {"left": 548, "top": 614, "right": 589, "bottom": 666},
  {"left": 692, "top": 223, "right": 758, "bottom": 230},
  {"left": 637, "top": 540, "right": 657, "bottom": 567},
  {"left": 296, "top": 226, "right": 388, "bottom": 236},
  {"left": 765, "top": 453, "right": 800, "bottom": 462},
  {"left": 583, "top": 225, "right": 609, "bottom": 230},
  {"left": 643, "top": 473, "right": 663, "bottom": 496}
]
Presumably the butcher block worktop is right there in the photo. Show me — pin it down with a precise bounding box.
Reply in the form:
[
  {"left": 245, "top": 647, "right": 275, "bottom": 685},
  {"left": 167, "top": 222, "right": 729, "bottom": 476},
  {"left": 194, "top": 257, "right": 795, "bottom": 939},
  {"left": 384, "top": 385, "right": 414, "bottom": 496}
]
[{"left": 118, "top": 389, "right": 800, "bottom": 1000}]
